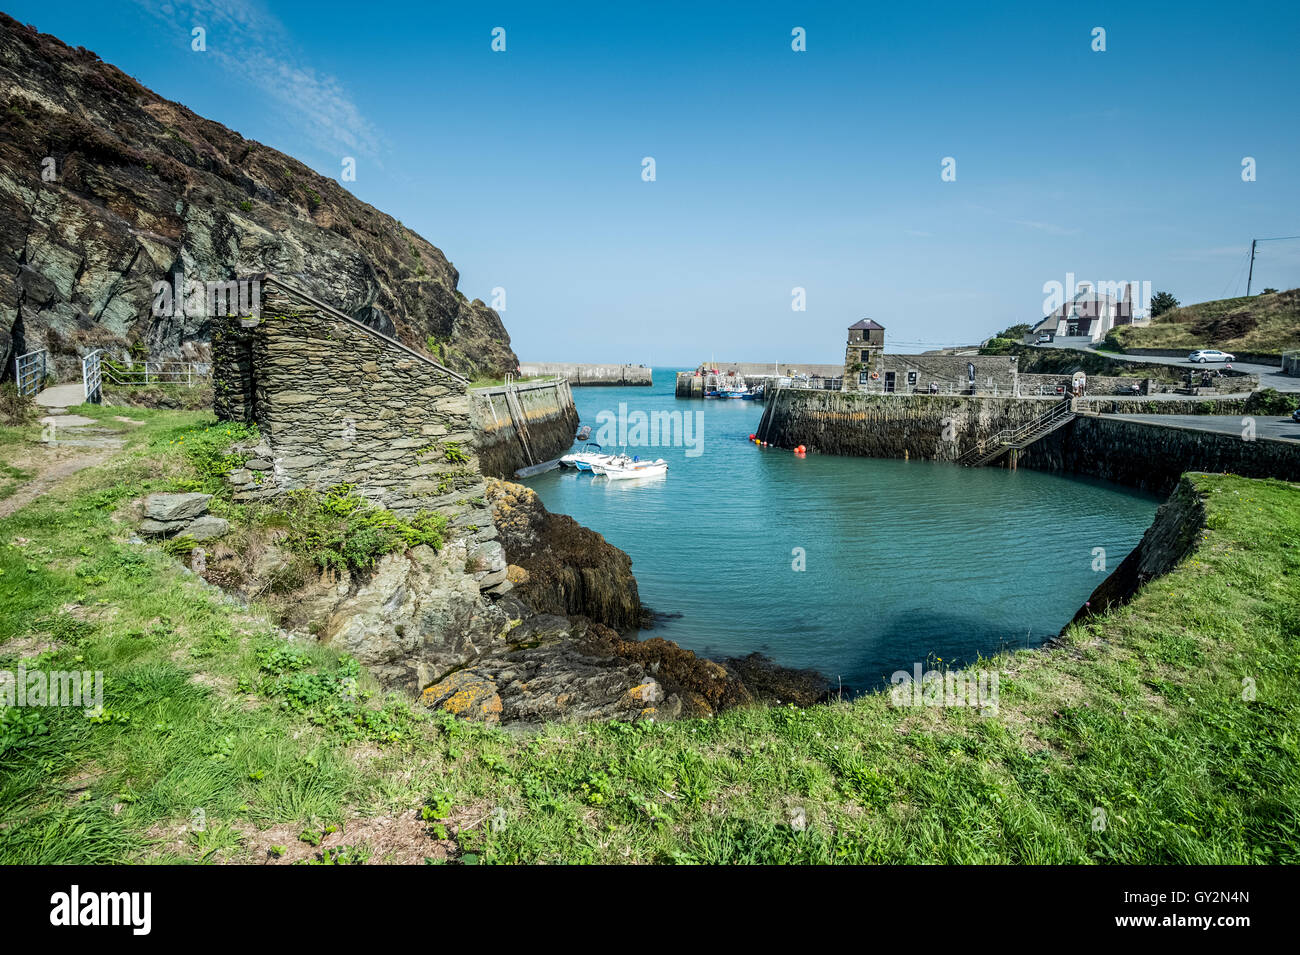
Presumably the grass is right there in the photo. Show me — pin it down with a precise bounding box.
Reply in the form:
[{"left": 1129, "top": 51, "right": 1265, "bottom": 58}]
[
  {"left": 0, "top": 463, "right": 30, "bottom": 501},
  {"left": 1108, "top": 288, "right": 1300, "bottom": 359},
  {"left": 0, "top": 408, "right": 1297, "bottom": 863}
]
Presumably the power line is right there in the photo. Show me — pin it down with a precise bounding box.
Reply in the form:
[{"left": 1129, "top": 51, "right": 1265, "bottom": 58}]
[{"left": 1246, "top": 235, "right": 1300, "bottom": 295}]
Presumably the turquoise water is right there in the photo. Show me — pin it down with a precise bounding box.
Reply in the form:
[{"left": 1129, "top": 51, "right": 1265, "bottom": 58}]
[{"left": 522, "top": 371, "right": 1160, "bottom": 690}]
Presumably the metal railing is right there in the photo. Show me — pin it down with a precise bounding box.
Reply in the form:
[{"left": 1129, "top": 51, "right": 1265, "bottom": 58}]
[
  {"left": 102, "top": 360, "right": 212, "bottom": 387},
  {"left": 957, "top": 400, "right": 1076, "bottom": 467},
  {"left": 82, "top": 350, "right": 103, "bottom": 404},
  {"left": 14, "top": 349, "right": 48, "bottom": 397}
]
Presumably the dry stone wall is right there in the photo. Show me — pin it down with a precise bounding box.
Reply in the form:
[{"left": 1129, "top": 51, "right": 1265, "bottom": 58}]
[{"left": 213, "top": 278, "right": 489, "bottom": 525}]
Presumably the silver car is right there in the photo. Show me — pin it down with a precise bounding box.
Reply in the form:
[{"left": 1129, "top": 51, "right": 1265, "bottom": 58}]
[{"left": 1189, "top": 349, "right": 1235, "bottom": 363}]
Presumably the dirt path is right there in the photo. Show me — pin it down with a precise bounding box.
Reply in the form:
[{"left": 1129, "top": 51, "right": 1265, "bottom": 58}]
[{"left": 0, "top": 431, "right": 125, "bottom": 520}]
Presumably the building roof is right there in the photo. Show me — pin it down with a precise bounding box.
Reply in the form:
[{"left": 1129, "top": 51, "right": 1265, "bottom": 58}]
[{"left": 847, "top": 319, "right": 885, "bottom": 331}]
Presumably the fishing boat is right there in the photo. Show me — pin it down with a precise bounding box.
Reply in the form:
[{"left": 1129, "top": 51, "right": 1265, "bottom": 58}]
[
  {"left": 590, "top": 454, "right": 669, "bottom": 480},
  {"left": 560, "top": 443, "right": 613, "bottom": 470}
]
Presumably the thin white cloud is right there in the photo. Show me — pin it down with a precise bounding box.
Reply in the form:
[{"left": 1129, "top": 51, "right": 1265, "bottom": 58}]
[
  {"left": 1011, "top": 219, "right": 1079, "bottom": 236},
  {"left": 137, "top": 0, "right": 381, "bottom": 157}
]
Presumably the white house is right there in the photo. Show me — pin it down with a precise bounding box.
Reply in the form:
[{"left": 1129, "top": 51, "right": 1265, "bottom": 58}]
[{"left": 1029, "top": 282, "right": 1137, "bottom": 346}]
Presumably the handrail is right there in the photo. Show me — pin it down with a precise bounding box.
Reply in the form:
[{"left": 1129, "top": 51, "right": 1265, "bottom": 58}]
[
  {"left": 14, "top": 349, "right": 48, "bottom": 397},
  {"left": 957, "top": 400, "right": 1074, "bottom": 466},
  {"left": 102, "top": 360, "right": 212, "bottom": 387},
  {"left": 82, "top": 349, "right": 103, "bottom": 404}
]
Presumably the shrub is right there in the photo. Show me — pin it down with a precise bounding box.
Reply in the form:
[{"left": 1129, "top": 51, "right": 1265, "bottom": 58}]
[
  {"left": 1244, "top": 388, "right": 1296, "bottom": 416},
  {"left": 160, "top": 421, "right": 259, "bottom": 494},
  {"left": 280, "top": 485, "right": 447, "bottom": 572},
  {"left": 0, "top": 382, "right": 36, "bottom": 425}
]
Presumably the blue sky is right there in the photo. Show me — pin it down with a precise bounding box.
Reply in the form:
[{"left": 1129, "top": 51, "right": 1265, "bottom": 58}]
[{"left": 8, "top": 0, "right": 1300, "bottom": 363}]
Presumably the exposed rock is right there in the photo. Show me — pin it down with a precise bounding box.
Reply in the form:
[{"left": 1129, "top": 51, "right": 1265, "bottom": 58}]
[
  {"left": 423, "top": 617, "right": 680, "bottom": 723},
  {"left": 1072, "top": 475, "right": 1207, "bottom": 622},
  {"left": 721, "top": 652, "right": 839, "bottom": 707},
  {"left": 310, "top": 541, "right": 516, "bottom": 693},
  {"left": 421, "top": 670, "right": 503, "bottom": 724},
  {"left": 487, "top": 478, "right": 643, "bottom": 631},
  {"left": 183, "top": 515, "right": 230, "bottom": 541},
  {"left": 139, "top": 518, "right": 185, "bottom": 536},
  {"left": 143, "top": 492, "right": 211, "bottom": 522},
  {"left": 0, "top": 14, "right": 516, "bottom": 381}
]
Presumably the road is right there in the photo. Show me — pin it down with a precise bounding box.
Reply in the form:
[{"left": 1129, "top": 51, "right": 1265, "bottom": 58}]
[
  {"left": 1066, "top": 344, "right": 1299, "bottom": 391},
  {"left": 1112, "top": 413, "right": 1300, "bottom": 444}
]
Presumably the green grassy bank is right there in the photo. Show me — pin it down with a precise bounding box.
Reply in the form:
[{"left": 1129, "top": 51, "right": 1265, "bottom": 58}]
[{"left": 1, "top": 407, "right": 1297, "bottom": 863}]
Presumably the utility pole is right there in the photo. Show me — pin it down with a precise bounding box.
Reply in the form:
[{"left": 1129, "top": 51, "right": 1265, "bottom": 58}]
[{"left": 1246, "top": 234, "right": 1300, "bottom": 296}]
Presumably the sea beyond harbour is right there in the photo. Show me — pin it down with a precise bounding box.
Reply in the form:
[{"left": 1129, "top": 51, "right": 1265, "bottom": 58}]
[{"left": 522, "top": 370, "right": 1161, "bottom": 690}]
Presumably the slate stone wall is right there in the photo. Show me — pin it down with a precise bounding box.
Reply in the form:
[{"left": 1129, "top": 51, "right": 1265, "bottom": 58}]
[{"left": 212, "top": 280, "right": 488, "bottom": 523}]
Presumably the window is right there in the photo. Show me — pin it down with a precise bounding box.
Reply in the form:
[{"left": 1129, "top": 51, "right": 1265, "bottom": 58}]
[
  {"left": 907, "top": 371, "right": 917, "bottom": 386},
  {"left": 858, "top": 370, "right": 869, "bottom": 384},
  {"left": 861, "top": 350, "right": 870, "bottom": 361}
]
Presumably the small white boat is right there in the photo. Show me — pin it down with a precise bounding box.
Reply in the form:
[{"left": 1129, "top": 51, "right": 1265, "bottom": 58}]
[
  {"left": 560, "top": 443, "right": 613, "bottom": 470},
  {"left": 591, "top": 454, "right": 669, "bottom": 480}
]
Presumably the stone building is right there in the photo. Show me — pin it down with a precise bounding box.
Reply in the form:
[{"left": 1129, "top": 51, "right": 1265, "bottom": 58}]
[
  {"left": 841, "top": 319, "right": 1018, "bottom": 394},
  {"left": 843, "top": 319, "right": 886, "bottom": 387},
  {"left": 212, "top": 275, "right": 489, "bottom": 524}
]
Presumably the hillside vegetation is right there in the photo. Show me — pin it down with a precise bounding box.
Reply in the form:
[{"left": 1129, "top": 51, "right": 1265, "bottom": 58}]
[
  {"left": 1107, "top": 288, "right": 1300, "bottom": 359},
  {"left": 0, "top": 13, "right": 517, "bottom": 380},
  {"left": 1, "top": 411, "right": 1297, "bottom": 863}
]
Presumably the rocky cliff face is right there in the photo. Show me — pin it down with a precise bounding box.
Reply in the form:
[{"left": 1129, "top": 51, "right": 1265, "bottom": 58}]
[
  {"left": 0, "top": 14, "right": 517, "bottom": 381},
  {"left": 486, "top": 478, "right": 644, "bottom": 631},
  {"left": 1073, "top": 475, "right": 1207, "bottom": 622}
]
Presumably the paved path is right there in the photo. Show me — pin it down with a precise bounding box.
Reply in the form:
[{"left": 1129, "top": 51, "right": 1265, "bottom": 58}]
[
  {"left": 1112, "top": 413, "right": 1300, "bottom": 444},
  {"left": 34, "top": 383, "right": 89, "bottom": 409}
]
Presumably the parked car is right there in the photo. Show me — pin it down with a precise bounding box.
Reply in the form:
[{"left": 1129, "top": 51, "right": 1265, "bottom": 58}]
[
  {"left": 1292, "top": 407, "right": 1300, "bottom": 423},
  {"left": 1189, "top": 349, "right": 1236, "bottom": 363},
  {"left": 1035, "top": 334, "right": 1052, "bottom": 344}
]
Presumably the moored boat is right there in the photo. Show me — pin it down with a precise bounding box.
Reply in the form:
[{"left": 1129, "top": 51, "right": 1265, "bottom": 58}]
[
  {"left": 591, "top": 454, "right": 669, "bottom": 480},
  {"left": 560, "top": 442, "right": 613, "bottom": 470}
]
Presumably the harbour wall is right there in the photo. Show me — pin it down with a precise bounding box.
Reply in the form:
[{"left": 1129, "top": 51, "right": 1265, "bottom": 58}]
[
  {"left": 517, "top": 362, "right": 652, "bottom": 386},
  {"left": 755, "top": 387, "right": 1300, "bottom": 495},
  {"left": 754, "top": 390, "right": 1062, "bottom": 461},
  {"left": 1018, "top": 414, "right": 1300, "bottom": 494},
  {"left": 703, "top": 361, "right": 845, "bottom": 378},
  {"left": 471, "top": 379, "right": 581, "bottom": 478}
]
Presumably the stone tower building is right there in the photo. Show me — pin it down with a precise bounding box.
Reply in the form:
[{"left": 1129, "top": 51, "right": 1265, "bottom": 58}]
[{"left": 843, "top": 319, "right": 885, "bottom": 392}]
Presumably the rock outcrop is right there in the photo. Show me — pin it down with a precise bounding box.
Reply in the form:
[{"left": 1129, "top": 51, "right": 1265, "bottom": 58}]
[
  {"left": 486, "top": 478, "right": 643, "bottom": 631},
  {"left": 138, "top": 491, "right": 229, "bottom": 540},
  {"left": 0, "top": 14, "right": 517, "bottom": 382},
  {"left": 1072, "top": 475, "right": 1208, "bottom": 622}
]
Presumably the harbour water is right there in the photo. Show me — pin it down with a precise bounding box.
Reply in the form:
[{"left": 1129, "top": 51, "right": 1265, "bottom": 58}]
[{"left": 522, "top": 371, "right": 1161, "bottom": 690}]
